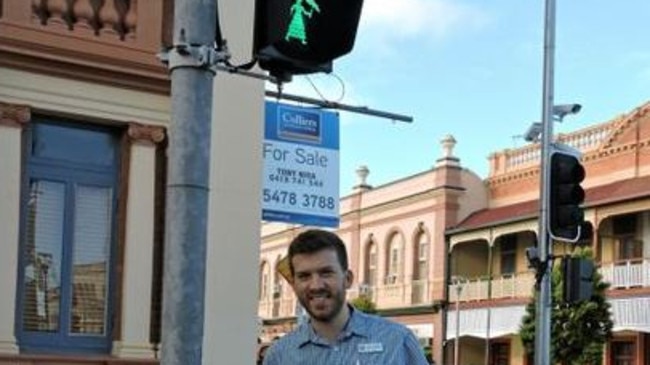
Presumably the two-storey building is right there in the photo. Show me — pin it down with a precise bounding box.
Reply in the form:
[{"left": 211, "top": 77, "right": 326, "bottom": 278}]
[{"left": 447, "top": 101, "right": 650, "bottom": 365}]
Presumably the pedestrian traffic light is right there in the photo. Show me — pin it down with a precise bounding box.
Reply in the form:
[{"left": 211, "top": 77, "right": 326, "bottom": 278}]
[
  {"left": 253, "top": 0, "right": 364, "bottom": 81},
  {"left": 562, "top": 256, "right": 593, "bottom": 304},
  {"left": 549, "top": 145, "right": 586, "bottom": 241}
]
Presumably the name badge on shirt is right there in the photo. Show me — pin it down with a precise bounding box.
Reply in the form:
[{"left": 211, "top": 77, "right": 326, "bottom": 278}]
[{"left": 357, "top": 342, "right": 384, "bottom": 353}]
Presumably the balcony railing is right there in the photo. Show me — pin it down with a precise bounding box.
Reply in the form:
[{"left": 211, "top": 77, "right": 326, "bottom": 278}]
[
  {"left": 259, "top": 259, "right": 650, "bottom": 318},
  {"left": 411, "top": 279, "right": 430, "bottom": 304},
  {"left": 489, "top": 122, "right": 615, "bottom": 176},
  {"left": 443, "top": 259, "right": 650, "bottom": 305},
  {"left": 31, "top": 0, "right": 137, "bottom": 40},
  {"left": 258, "top": 291, "right": 298, "bottom": 319},
  {"left": 259, "top": 280, "right": 437, "bottom": 319},
  {"left": 599, "top": 259, "right": 650, "bottom": 289},
  {"left": 449, "top": 271, "right": 535, "bottom": 302},
  {"left": 491, "top": 272, "right": 535, "bottom": 299},
  {"left": 259, "top": 259, "right": 650, "bottom": 319},
  {"left": 0, "top": 0, "right": 169, "bottom": 92},
  {"left": 449, "top": 276, "right": 489, "bottom": 302}
]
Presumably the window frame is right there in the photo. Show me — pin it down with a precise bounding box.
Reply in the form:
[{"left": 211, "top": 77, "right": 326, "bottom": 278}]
[
  {"left": 386, "top": 233, "right": 402, "bottom": 284},
  {"left": 610, "top": 338, "right": 636, "bottom": 365},
  {"left": 15, "top": 118, "right": 120, "bottom": 354},
  {"left": 489, "top": 340, "right": 511, "bottom": 365},
  {"left": 364, "top": 239, "right": 377, "bottom": 287},
  {"left": 415, "top": 232, "right": 429, "bottom": 281}
]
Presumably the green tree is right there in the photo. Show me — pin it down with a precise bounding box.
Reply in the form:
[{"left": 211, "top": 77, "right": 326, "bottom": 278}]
[
  {"left": 349, "top": 294, "right": 377, "bottom": 314},
  {"left": 520, "top": 248, "right": 613, "bottom": 365}
]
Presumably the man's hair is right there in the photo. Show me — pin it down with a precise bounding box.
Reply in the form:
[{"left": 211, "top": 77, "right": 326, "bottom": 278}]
[{"left": 288, "top": 229, "right": 348, "bottom": 275}]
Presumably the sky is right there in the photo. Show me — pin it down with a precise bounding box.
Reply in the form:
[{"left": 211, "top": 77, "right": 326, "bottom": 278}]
[{"left": 273, "top": 0, "right": 650, "bottom": 195}]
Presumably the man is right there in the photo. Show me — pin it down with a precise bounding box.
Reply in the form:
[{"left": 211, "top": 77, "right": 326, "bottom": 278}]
[
  {"left": 257, "top": 343, "right": 270, "bottom": 365},
  {"left": 263, "top": 229, "right": 428, "bottom": 365}
]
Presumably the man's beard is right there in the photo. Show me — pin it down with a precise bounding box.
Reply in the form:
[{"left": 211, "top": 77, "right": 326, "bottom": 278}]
[{"left": 298, "top": 287, "right": 346, "bottom": 322}]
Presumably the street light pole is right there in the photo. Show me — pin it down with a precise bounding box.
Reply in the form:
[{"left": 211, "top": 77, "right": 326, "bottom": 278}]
[
  {"left": 161, "top": 1, "right": 218, "bottom": 364},
  {"left": 536, "top": 0, "right": 556, "bottom": 365}
]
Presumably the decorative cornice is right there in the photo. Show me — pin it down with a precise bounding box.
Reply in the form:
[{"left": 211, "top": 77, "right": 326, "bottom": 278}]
[
  {"left": 601, "top": 101, "right": 650, "bottom": 150},
  {"left": 127, "top": 122, "right": 166, "bottom": 145},
  {"left": 0, "top": 102, "right": 31, "bottom": 128},
  {"left": 487, "top": 167, "right": 539, "bottom": 187}
]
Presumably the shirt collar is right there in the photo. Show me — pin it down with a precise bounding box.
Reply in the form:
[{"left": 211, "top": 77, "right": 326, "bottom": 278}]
[{"left": 295, "top": 305, "right": 370, "bottom": 348}]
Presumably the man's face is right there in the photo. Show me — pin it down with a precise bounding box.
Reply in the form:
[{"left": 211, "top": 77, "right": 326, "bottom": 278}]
[{"left": 291, "top": 249, "right": 352, "bottom": 323}]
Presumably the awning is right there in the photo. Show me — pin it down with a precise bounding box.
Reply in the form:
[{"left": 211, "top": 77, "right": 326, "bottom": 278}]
[
  {"left": 446, "top": 305, "right": 526, "bottom": 340},
  {"left": 611, "top": 297, "right": 650, "bottom": 333},
  {"left": 446, "top": 297, "right": 650, "bottom": 339}
]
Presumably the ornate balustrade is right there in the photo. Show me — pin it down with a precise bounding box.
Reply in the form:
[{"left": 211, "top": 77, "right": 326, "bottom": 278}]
[
  {"left": 410, "top": 279, "right": 430, "bottom": 304},
  {"left": 30, "top": 0, "right": 137, "bottom": 40},
  {"left": 260, "top": 258, "right": 650, "bottom": 320},
  {"left": 258, "top": 299, "right": 272, "bottom": 318},
  {"left": 600, "top": 259, "right": 650, "bottom": 289},
  {"left": 449, "top": 271, "right": 535, "bottom": 302},
  {"left": 489, "top": 122, "right": 616, "bottom": 176},
  {"left": 449, "top": 277, "right": 489, "bottom": 301},
  {"left": 0, "top": 0, "right": 170, "bottom": 93}
]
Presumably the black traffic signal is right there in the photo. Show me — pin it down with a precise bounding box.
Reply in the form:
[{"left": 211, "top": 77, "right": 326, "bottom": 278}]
[
  {"left": 562, "top": 256, "right": 594, "bottom": 304},
  {"left": 575, "top": 221, "right": 594, "bottom": 246},
  {"left": 549, "top": 148, "right": 586, "bottom": 241},
  {"left": 253, "top": 0, "right": 364, "bottom": 81}
]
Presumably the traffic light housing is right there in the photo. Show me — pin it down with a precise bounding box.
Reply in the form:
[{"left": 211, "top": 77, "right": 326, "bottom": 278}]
[
  {"left": 253, "top": 0, "right": 364, "bottom": 81},
  {"left": 575, "top": 221, "right": 594, "bottom": 246},
  {"left": 549, "top": 146, "right": 586, "bottom": 241},
  {"left": 562, "top": 256, "right": 594, "bottom": 304}
]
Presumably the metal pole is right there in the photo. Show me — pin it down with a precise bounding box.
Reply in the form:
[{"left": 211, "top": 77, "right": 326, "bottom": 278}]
[
  {"left": 484, "top": 236, "right": 493, "bottom": 365},
  {"left": 265, "top": 91, "right": 414, "bottom": 123},
  {"left": 536, "top": 0, "right": 556, "bottom": 365},
  {"left": 161, "top": 1, "right": 217, "bottom": 364},
  {"left": 454, "top": 283, "right": 462, "bottom": 365}
]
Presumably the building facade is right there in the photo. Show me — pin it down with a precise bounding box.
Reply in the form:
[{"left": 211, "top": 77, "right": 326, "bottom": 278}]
[
  {"left": 448, "top": 102, "right": 650, "bottom": 365},
  {"left": 259, "top": 101, "right": 650, "bottom": 365},
  {"left": 259, "top": 135, "right": 489, "bottom": 363},
  {"left": 1, "top": 1, "right": 264, "bottom": 364}
]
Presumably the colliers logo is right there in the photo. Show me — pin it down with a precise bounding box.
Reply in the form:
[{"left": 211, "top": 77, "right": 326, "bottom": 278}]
[{"left": 278, "top": 107, "right": 321, "bottom": 143}]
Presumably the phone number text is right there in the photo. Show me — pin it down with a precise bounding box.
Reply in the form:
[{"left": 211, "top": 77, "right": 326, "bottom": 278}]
[{"left": 263, "top": 189, "right": 336, "bottom": 210}]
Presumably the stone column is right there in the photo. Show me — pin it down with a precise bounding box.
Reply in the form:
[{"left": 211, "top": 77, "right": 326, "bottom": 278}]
[
  {"left": 0, "top": 102, "right": 30, "bottom": 353},
  {"left": 112, "top": 123, "right": 165, "bottom": 359}
]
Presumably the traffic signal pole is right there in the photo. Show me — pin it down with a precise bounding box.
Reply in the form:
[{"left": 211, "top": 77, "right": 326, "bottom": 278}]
[
  {"left": 161, "top": 1, "right": 219, "bottom": 364},
  {"left": 535, "top": 0, "right": 556, "bottom": 365}
]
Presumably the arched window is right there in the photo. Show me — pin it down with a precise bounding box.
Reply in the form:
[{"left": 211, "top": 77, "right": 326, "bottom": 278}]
[
  {"left": 259, "top": 261, "right": 269, "bottom": 300},
  {"left": 273, "top": 258, "right": 283, "bottom": 298},
  {"left": 386, "top": 233, "right": 403, "bottom": 284},
  {"left": 364, "top": 240, "right": 377, "bottom": 287},
  {"left": 414, "top": 232, "right": 429, "bottom": 281},
  {"left": 272, "top": 257, "right": 283, "bottom": 317}
]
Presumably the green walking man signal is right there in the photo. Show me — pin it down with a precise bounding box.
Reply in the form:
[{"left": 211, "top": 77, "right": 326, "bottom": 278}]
[{"left": 253, "top": 0, "right": 364, "bottom": 81}]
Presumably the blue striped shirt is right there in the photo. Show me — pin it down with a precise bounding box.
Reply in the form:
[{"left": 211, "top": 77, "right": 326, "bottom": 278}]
[{"left": 263, "top": 306, "right": 429, "bottom": 365}]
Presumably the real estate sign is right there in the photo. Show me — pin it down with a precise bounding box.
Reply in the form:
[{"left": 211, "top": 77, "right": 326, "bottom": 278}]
[{"left": 262, "top": 101, "right": 339, "bottom": 227}]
